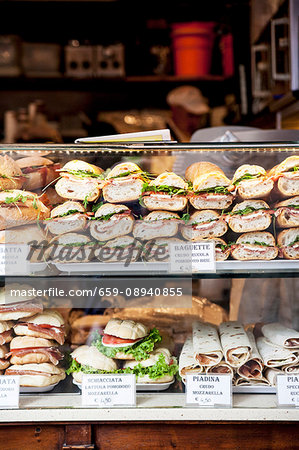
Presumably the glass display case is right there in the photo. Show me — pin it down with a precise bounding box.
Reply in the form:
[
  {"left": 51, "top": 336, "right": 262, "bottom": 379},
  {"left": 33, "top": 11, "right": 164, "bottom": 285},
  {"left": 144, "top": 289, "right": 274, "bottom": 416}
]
[{"left": 0, "top": 142, "right": 298, "bottom": 448}]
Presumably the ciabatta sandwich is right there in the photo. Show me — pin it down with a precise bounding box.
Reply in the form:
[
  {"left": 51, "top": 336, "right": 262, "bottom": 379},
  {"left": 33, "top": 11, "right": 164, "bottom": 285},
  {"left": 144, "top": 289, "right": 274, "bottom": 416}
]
[
  {"left": 143, "top": 237, "right": 185, "bottom": 262},
  {"left": 277, "top": 227, "right": 299, "bottom": 260},
  {"left": 0, "top": 321, "right": 14, "bottom": 345},
  {"left": 6, "top": 336, "right": 63, "bottom": 365},
  {"left": 231, "top": 231, "right": 278, "bottom": 260},
  {"left": 269, "top": 156, "right": 299, "bottom": 197},
  {"left": 274, "top": 196, "right": 299, "bottom": 228},
  {"left": 0, "top": 345, "right": 10, "bottom": 370},
  {"left": 227, "top": 200, "right": 272, "bottom": 233},
  {"left": 92, "top": 318, "right": 162, "bottom": 361},
  {"left": 185, "top": 161, "right": 234, "bottom": 210},
  {"left": 6, "top": 362, "right": 66, "bottom": 387},
  {"left": 232, "top": 164, "right": 274, "bottom": 199},
  {"left": 90, "top": 203, "right": 134, "bottom": 241},
  {"left": 0, "top": 190, "right": 50, "bottom": 230},
  {"left": 181, "top": 210, "right": 227, "bottom": 241},
  {"left": 0, "top": 299, "right": 43, "bottom": 321},
  {"left": 46, "top": 232, "right": 96, "bottom": 263},
  {"left": 46, "top": 201, "right": 87, "bottom": 235},
  {"left": 133, "top": 211, "right": 180, "bottom": 240},
  {"left": 96, "top": 235, "right": 140, "bottom": 263},
  {"left": 16, "top": 156, "right": 60, "bottom": 191},
  {"left": 0, "top": 155, "right": 25, "bottom": 191},
  {"left": 205, "top": 237, "right": 230, "bottom": 261},
  {"left": 141, "top": 172, "right": 188, "bottom": 211},
  {"left": 102, "top": 162, "right": 144, "bottom": 203}
]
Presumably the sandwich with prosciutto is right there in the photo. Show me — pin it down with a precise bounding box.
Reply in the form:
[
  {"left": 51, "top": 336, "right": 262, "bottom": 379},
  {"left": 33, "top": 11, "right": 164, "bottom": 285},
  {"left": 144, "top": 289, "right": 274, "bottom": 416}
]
[
  {"left": 102, "top": 162, "right": 145, "bottom": 203},
  {"left": 206, "top": 361, "right": 234, "bottom": 375},
  {"left": 185, "top": 162, "right": 234, "bottom": 210},
  {"left": 181, "top": 210, "right": 227, "bottom": 241},
  {"left": 143, "top": 237, "right": 185, "bottom": 262},
  {"left": 231, "top": 164, "right": 274, "bottom": 200},
  {"left": 46, "top": 232, "right": 96, "bottom": 263},
  {"left": 227, "top": 200, "right": 272, "bottom": 233},
  {"left": 6, "top": 336, "right": 63, "bottom": 366},
  {"left": 92, "top": 318, "right": 162, "bottom": 361},
  {"left": 0, "top": 155, "right": 25, "bottom": 191},
  {"left": 5, "top": 362, "right": 66, "bottom": 387},
  {"left": 133, "top": 211, "right": 180, "bottom": 241},
  {"left": 0, "top": 345, "right": 10, "bottom": 371},
  {"left": 96, "top": 235, "right": 140, "bottom": 263},
  {"left": 274, "top": 196, "right": 299, "bottom": 228},
  {"left": 269, "top": 155, "right": 299, "bottom": 198},
  {"left": 212, "top": 238, "right": 231, "bottom": 261},
  {"left": 141, "top": 172, "right": 189, "bottom": 211},
  {"left": 231, "top": 231, "right": 278, "bottom": 261},
  {"left": 16, "top": 156, "right": 60, "bottom": 191},
  {"left": 45, "top": 201, "right": 87, "bottom": 236},
  {"left": 13, "top": 309, "right": 66, "bottom": 346},
  {"left": 55, "top": 160, "right": 103, "bottom": 203},
  {"left": 0, "top": 190, "right": 50, "bottom": 230},
  {"left": 0, "top": 299, "right": 43, "bottom": 321},
  {"left": 0, "top": 321, "right": 14, "bottom": 345},
  {"left": 90, "top": 203, "right": 134, "bottom": 241},
  {"left": 277, "top": 227, "right": 299, "bottom": 260}
]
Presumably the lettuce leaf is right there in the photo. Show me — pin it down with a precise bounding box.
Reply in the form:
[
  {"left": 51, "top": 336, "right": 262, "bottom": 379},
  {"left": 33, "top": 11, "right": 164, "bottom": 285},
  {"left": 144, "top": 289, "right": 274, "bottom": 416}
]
[
  {"left": 233, "top": 173, "right": 262, "bottom": 186},
  {"left": 142, "top": 182, "right": 189, "bottom": 196},
  {"left": 195, "top": 186, "right": 230, "bottom": 194}
]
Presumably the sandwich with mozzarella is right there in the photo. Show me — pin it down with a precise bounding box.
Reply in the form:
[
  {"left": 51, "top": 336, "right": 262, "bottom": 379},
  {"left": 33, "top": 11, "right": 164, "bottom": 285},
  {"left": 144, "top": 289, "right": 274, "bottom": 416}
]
[
  {"left": 231, "top": 231, "right": 278, "bottom": 261},
  {"left": 102, "top": 162, "right": 145, "bottom": 203},
  {"left": 231, "top": 164, "right": 274, "bottom": 199},
  {"left": 14, "top": 309, "right": 66, "bottom": 345},
  {"left": 67, "top": 345, "right": 118, "bottom": 383},
  {"left": 274, "top": 196, "right": 299, "bottom": 228},
  {"left": 123, "top": 347, "right": 178, "bottom": 384},
  {"left": 96, "top": 235, "right": 140, "bottom": 263},
  {"left": 0, "top": 190, "right": 50, "bottom": 230},
  {"left": 46, "top": 232, "right": 97, "bottom": 263},
  {"left": 185, "top": 162, "right": 234, "bottom": 210},
  {"left": 6, "top": 336, "right": 63, "bottom": 365},
  {"left": 92, "top": 318, "right": 162, "bottom": 361},
  {"left": 0, "top": 299, "right": 43, "bottom": 321},
  {"left": 0, "top": 155, "right": 25, "bottom": 191},
  {"left": 181, "top": 210, "right": 227, "bottom": 241},
  {"left": 209, "top": 238, "right": 230, "bottom": 261},
  {"left": 55, "top": 160, "right": 103, "bottom": 203},
  {"left": 90, "top": 203, "right": 134, "bottom": 242},
  {"left": 16, "top": 156, "right": 60, "bottom": 191},
  {"left": 227, "top": 200, "right": 272, "bottom": 233},
  {"left": 269, "top": 155, "right": 299, "bottom": 197},
  {"left": 5, "top": 362, "right": 66, "bottom": 387},
  {"left": 143, "top": 237, "right": 185, "bottom": 262},
  {"left": 0, "top": 345, "right": 10, "bottom": 370},
  {"left": 133, "top": 211, "right": 180, "bottom": 240},
  {"left": 0, "top": 321, "right": 14, "bottom": 345},
  {"left": 141, "top": 172, "right": 189, "bottom": 211},
  {"left": 45, "top": 201, "right": 87, "bottom": 235},
  {"left": 277, "top": 227, "right": 299, "bottom": 260}
]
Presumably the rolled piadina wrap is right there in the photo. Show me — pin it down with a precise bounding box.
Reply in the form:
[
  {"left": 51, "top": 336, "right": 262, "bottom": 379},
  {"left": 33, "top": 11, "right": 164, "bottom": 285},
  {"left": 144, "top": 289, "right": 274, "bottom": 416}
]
[
  {"left": 262, "top": 322, "right": 299, "bottom": 349},
  {"left": 257, "top": 337, "right": 298, "bottom": 368},
  {"left": 234, "top": 375, "right": 270, "bottom": 386},
  {"left": 206, "top": 360, "right": 234, "bottom": 375},
  {"left": 264, "top": 368, "right": 284, "bottom": 386},
  {"left": 237, "top": 330, "right": 264, "bottom": 380},
  {"left": 282, "top": 363, "right": 299, "bottom": 374},
  {"left": 192, "top": 321, "right": 223, "bottom": 367},
  {"left": 219, "top": 321, "right": 252, "bottom": 368},
  {"left": 179, "top": 336, "right": 203, "bottom": 380}
]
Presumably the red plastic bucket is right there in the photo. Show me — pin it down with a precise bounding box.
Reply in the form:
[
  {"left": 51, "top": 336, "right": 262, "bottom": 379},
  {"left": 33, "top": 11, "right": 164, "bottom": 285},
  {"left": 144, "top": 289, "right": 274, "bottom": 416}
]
[{"left": 171, "top": 22, "right": 215, "bottom": 77}]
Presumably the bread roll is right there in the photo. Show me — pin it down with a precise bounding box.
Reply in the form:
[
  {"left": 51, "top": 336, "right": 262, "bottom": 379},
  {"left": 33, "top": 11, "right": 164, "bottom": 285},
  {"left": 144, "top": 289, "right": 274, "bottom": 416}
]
[
  {"left": 232, "top": 164, "right": 274, "bottom": 200},
  {"left": 90, "top": 203, "right": 134, "bottom": 241},
  {"left": 5, "top": 362, "right": 66, "bottom": 387},
  {"left": 227, "top": 200, "right": 272, "bottom": 233}
]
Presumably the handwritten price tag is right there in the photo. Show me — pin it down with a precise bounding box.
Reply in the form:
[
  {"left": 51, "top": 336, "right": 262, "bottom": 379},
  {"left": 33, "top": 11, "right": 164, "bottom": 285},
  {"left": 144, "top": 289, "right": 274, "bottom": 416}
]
[
  {"left": 186, "top": 374, "right": 232, "bottom": 407},
  {"left": 81, "top": 374, "right": 136, "bottom": 407}
]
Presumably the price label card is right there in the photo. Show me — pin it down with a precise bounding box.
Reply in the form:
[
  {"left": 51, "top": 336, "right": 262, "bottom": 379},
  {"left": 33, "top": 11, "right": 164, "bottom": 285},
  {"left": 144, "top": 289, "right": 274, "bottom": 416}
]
[
  {"left": 169, "top": 242, "right": 216, "bottom": 273},
  {"left": 81, "top": 374, "right": 136, "bottom": 407},
  {"left": 186, "top": 374, "right": 232, "bottom": 408},
  {"left": 0, "top": 375, "right": 20, "bottom": 409},
  {"left": 277, "top": 374, "right": 299, "bottom": 407},
  {"left": 0, "top": 244, "right": 29, "bottom": 275}
]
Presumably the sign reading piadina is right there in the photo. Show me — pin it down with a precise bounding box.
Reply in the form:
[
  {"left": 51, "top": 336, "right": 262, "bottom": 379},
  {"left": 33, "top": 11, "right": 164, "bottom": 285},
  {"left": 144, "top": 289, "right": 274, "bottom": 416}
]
[
  {"left": 186, "top": 374, "right": 232, "bottom": 407},
  {"left": 81, "top": 374, "right": 136, "bottom": 407},
  {"left": 277, "top": 374, "right": 299, "bottom": 407}
]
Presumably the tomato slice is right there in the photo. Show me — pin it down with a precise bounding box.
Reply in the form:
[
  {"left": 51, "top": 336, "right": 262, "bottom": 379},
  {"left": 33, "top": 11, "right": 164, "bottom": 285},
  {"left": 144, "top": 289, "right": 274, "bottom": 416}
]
[{"left": 102, "top": 333, "right": 141, "bottom": 346}]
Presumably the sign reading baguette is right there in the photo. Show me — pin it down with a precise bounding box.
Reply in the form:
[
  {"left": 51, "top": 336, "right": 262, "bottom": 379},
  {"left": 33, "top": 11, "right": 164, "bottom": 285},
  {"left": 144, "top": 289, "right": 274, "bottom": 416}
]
[
  {"left": 81, "top": 374, "right": 136, "bottom": 407},
  {"left": 0, "top": 244, "right": 29, "bottom": 275},
  {"left": 185, "top": 373, "right": 232, "bottom": 407},
  {"left": 276, "top": 374, "right": 299, "bottom": 407},
  {"left": 0, "top": 375, "right": 20, "bottom": 408},
  {"left": 169, "top": 242, "right": 216, "bottom": 273}
]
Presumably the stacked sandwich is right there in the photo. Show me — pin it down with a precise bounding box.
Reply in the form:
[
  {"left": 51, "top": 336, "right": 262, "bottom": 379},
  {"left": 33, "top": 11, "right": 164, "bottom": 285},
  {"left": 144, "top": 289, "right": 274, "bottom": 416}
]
[
  {"left": 67, "top": 318, "right": 178, "bottom": 386},
  {"left": 179, "top": 320, "right": 299, "bottom": 386}
]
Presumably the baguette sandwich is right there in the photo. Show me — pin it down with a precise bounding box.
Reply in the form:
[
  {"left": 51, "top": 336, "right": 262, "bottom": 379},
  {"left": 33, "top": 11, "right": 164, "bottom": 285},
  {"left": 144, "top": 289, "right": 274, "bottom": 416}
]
[
  {"left": 274, "top": 196, "right": 299, "bottom": 228},
  {"left": 0, "top": 155, "right": 25, "bottom": 191},
  {"left": 227, "top": 200, "right": 272, "bottom": 233},
  {"left": 96, "top": 235, "right": 140, "bottom": 263},
  {"left": 90, "top": 203, "right": 134, "bottom": 241},
  {"left": 133, "top": 211, "right": 180, "bottom": 240},
  {"left": 232, "top": 164, "right": 274, "bottom": 199},
  {"left": 6, "top": 336, "right": 63, "bottom": 366},
  {"left": 45, "top": 201, "right": 87, "bottom": 235},
  {"left": 46, "top": 232, "right": 96, "bottom": 263},
  {"left": 143, "top": 237, "right": 185, "bottom": 262},
  {"left": 207, "top": 237, "right": 230, "bottom": 261},
  {"left": 16, "top": 156, "right": 60, "bottom": 191},
  {"left": 277, "top": 227, "right": 299, "bottom": 260},
  {"left": 141, "top": 172, "right": 189, "bottom": 211},
  {"left": 181, "top": 210, "right": 227, "bottom": 241},
  {"left": 231, "top": 231, "right": 278, "bottom": 260},
  {"left": 102, "top": 162, "right": 145, "bottom": 203},
  {"left": 269, "top": 156, "right": 299, "bottom": 197},
  {"left": 185, "top": 161, "right": 234, "bottom": 210},
  {"left": 5, "top": 362, "right": 66, "bottom": 387}
]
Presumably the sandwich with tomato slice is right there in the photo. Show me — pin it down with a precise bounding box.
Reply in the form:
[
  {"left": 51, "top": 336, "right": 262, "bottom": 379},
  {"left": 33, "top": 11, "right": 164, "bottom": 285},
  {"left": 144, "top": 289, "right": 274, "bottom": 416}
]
[
  {"left": 269, "top": 156, "right": 299, "bottom": 198},
  {"left": 133, "top": 211, "right": 180, "bottom": 241},
  {"left": 141, "top": 172, "right": 189, "bottom": 211},
  {"left": 5, "top": 362, "right": 66, "bottom": 387},
  {"left": 55, "top": 160, "right": 103, "bottom": 203},
  {"left": 231, "top": 164, "right": 274, "bottom": 200},
  {"left": 277, "top": 227, "right": 299, "bottom": 260},
  {"left": 45, "top": 200, "right": 88, "bottom": 235},
  {"left": 185, "top": 162, "right": 234, "bottom": 210},
  {"left": 0, "top": 155, "right": 26, "bottom": 191},
  {"left": 92, "top": 318, "right": 162, "bottom": 361},
  {"left": 102, "top": 162, "right": 145, "bottom": 203},
  {"left": 90, "top": 203, "right": 134, "bottom": 241},
  {"left": 274, "top": 196, "right": 299, "bottom": 228},
  {"left": 181, "top": 210, "right": 228, "bottom": 241},
  {"left": 231, "top": 231, "right": 278, "bottom": 261},
  {"left": 16, "top": 156, "right": 60, "bottom": 191},
  {"left": 13, "top": 309, "right": 66, "bottom": 345},
  {"left": 6, "top": 336, "right": 64, "bottom": 366},
  {"left": 46, "top": 232, "right": 97, "bottom": 263},
  {"left": 227, "top": 200, "right": 273, "bottom": 233}
]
